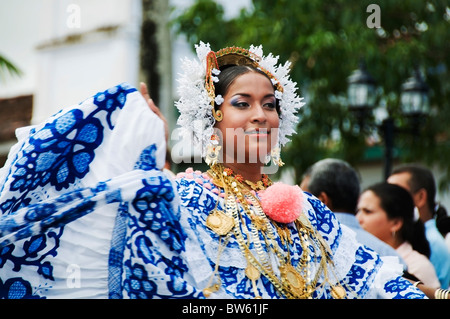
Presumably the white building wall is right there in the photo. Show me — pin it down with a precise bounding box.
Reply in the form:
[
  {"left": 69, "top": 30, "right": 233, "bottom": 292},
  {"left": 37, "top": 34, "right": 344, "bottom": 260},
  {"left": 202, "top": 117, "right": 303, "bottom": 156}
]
[
  {"left": 0, "top": 0, "right": 141, "bottom": 123},
  {"left": 32, "top": 0, "right": 142, "bottom": 124},
  {"left": 0, "top": 0, "right": 43, "bottom": 98}
]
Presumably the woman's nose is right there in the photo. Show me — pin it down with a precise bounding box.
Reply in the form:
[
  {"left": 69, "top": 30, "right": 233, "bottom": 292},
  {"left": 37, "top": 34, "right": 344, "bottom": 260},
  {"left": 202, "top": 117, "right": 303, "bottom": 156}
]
[
  {"left": 250, "top": 104, "right": 267, "bottom": 123},
  {"left": 355, "top": 211, "right": 363, "bottom": 223}
]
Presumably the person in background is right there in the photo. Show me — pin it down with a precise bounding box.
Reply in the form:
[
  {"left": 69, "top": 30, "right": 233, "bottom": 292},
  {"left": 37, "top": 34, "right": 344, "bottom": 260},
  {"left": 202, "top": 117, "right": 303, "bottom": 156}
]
[
  {"left": 357, "top": 182, "right": 440, "bottom": 289},
  {"left": 387, "top": 163, "right": 450, "bottom": 289},
  {"left": 300, "top": 158, "right": 406, "bottom": 269},
  {"left": 446, "top": 232, "right": 450, "bottom": 253}
]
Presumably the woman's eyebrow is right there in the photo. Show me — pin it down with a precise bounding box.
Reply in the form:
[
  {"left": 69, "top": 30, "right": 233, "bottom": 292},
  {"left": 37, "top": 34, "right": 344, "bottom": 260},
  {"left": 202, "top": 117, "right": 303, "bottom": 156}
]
[
  {"left": 231, "top": 93, "right": 275, "bottom": 98},
  {"left": 232, "top": 93, "right": 250, "bottom": 98}
]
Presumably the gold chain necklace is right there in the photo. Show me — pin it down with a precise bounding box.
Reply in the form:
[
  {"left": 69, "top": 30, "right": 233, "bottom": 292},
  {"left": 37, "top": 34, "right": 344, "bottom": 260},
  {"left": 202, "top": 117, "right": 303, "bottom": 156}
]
[
  {"left": 204, "top": 163, "right": 348, "bottom": 299},
  {"left": 243, "top": 175, "right": 272, "bottom": 191}
]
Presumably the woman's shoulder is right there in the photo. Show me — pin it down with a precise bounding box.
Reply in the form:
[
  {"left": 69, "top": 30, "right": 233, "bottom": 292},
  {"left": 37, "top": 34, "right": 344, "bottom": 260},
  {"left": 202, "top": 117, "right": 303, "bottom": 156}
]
[
  {"left": 175, "top": 167, "right": 224, "bottom": 200},
  {"left": 302, "top": 191, "right": 340, "bottom": 232},
  {"left": 401, "top": 242, "right": 434, "bottom": 266},
  {"left": 407, "top": 246, "right": 441, "bottom": 288},
  {"left": 176, "top": 167, "right": 213, "bottom": 188},
  {"left": 398, "top": 242, "right": 437, "bottom": 268},
  {"left": 298, "top": 191, "right": 344, "bottom": 254}
]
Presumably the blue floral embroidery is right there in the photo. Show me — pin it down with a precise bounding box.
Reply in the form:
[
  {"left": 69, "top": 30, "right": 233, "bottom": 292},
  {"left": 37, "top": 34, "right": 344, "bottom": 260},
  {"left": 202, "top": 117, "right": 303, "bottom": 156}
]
[
  {"left": 132, "top": 175, "right": 186, "bottom": 253},
  {"left": 0, "top": 83, "right": 137, "bottom": 299},
  {"left": 134, "top": 144, "right": 157, "bottom": 171},
  {"left": 0, "top": 277, "right": 43, "bottom": 299},
  {"left": 0, "top": 229, "right": 62, "bottom": 298},
  {"left": 385, "top": 276, "right": 425, "bottom": 299},
  {"left": 123, "top": 261, "right": 158, "bottom": 299},
  {"left": 10, "top": 109, "right": 103, "bottom": 193},
  {"left": 92, "top": 83, "right": 135, "bottom": 129},
  {"left": 306, "top": 195, "right": 341, "bottom": 252},
  {"left": 2, "top": 83, "right": 136, "bottom": 216}
]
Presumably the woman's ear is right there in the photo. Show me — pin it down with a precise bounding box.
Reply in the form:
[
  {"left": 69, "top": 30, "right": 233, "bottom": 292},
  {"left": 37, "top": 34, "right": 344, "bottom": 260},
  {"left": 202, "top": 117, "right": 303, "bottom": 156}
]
[{"left": 389, "top": 217, "right": 404, "bottom": 235}]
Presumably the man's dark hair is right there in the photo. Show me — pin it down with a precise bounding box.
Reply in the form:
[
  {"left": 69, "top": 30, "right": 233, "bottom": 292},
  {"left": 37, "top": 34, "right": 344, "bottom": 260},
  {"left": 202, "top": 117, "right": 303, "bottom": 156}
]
[
  {"left": 304, "top": 158, "right": 360, "bottom": 214},
  {"left": 391, "top": 163, "right": 436, "bottom": 214}
]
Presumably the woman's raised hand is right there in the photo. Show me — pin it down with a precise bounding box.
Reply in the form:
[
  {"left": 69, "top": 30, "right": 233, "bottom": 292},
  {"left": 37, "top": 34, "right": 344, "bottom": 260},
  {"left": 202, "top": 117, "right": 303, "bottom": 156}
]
[{"left": 140, "top": 82, "right": 169, "bottom": 142}]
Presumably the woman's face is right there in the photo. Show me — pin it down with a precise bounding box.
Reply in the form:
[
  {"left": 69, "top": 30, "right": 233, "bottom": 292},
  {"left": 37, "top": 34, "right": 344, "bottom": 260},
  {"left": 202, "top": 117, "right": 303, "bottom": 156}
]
[
  {"left": 214, "top": 71, "right": 279, "bottom": 164},
  {"left": 356, "top": 190, "right": 398, "bottom": 244}
]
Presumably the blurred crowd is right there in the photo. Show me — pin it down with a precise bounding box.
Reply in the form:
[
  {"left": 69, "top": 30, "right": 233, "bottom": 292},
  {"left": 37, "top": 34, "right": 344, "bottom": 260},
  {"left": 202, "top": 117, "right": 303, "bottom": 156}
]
[{"left": 301, "top": 159, "right": 450, "bottom": 298}]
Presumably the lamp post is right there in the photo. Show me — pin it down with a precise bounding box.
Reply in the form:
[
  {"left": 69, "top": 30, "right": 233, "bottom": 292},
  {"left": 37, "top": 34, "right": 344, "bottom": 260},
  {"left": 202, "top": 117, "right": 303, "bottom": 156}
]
[
  {"left": 347, "top": 63, "right": 429, "bottom": 180},
  {"left": 380, "top": 116, "right": 395, "bottom": 180},
  {"left": 400, "top": 67, "right": 430, "bottom": 138},
  {"left": 347, "top": 61, "right": 376, "bottom": 130}
]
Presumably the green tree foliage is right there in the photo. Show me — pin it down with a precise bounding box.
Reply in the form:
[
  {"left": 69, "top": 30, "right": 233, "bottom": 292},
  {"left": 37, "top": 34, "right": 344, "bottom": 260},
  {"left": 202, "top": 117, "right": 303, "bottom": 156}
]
[
  {"left": 0, "top": 55, "right": 22, "bottom": 81},
  {"left": 172, "top": 0, "right": 450, "bottom": 190}
]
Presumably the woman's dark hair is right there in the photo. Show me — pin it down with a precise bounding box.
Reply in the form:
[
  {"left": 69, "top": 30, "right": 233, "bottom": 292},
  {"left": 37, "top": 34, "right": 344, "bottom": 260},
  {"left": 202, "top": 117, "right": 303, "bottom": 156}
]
[
  {"left": 436, "top": 204, "right": 450, "bottom": 236},
  {"left": 366, "top": 182, "right": 431, "bottom": 257},
  {"left": 213, "top": 65, "right": 281, "bottom": 114}
]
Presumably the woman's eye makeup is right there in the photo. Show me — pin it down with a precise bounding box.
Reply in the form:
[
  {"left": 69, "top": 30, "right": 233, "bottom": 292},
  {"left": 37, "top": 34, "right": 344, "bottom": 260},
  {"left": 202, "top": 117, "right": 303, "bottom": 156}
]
[
  {"left": 230, "top": 97, "right": 248, "bottom": 107},
  {"left": 264, "top": 99, "right": 276, "bottom": 109},
  {"left": 229, "top": 96, "right": 276, "bottom": 109}
]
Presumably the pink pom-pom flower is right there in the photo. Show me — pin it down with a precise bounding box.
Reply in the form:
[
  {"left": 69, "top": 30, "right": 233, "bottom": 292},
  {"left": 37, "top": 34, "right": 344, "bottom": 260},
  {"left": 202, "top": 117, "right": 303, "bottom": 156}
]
[{"left": 259, "top": 182, "right": 303, "bottom": 224}]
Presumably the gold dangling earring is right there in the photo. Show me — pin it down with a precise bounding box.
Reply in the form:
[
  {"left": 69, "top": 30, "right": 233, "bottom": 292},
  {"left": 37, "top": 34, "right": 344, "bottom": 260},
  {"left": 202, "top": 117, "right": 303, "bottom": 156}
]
[
  {"left": 212, "top": 109, "right": 223, "bottom": 121},
  {"left": 264, "top": 153, "right": 271, "bottom": 165},
  {"left": 205, "top": 133, "right": 221, "bottom": 166},
  {"left": 270, "top": 146, "right": 284, "bottom": 167},
  {"left": 212, "top": 93, "right": 224, "bottom": 122}
]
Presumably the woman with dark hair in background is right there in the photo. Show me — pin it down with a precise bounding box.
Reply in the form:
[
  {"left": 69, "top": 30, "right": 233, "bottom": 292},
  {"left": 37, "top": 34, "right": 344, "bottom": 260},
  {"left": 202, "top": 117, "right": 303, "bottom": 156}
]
[{"left": 357, "top": 182, "right": 440, "bottom": 289}]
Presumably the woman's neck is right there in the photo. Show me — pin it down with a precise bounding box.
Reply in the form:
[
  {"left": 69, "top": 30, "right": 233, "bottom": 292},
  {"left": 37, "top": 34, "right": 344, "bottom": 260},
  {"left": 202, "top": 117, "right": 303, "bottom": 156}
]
[
  {"left": 222, "top": 162, "right": 265, "bottom": 183},
  {"left": 388, "top": 237, "right": 404, "bottom": 250}
]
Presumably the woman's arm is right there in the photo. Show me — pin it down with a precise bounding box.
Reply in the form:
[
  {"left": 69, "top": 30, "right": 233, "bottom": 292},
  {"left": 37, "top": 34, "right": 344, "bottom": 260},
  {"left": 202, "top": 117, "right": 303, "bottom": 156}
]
[
  {"left": 410, "top": 281, "right": 450, "bottom": 299},
  {"left": 140, "top": 82, "right": 169, "bottom": 143}
]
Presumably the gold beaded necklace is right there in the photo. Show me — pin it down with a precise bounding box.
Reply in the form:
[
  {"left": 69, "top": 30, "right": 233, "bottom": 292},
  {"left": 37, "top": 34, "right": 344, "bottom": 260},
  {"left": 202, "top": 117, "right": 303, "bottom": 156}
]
[{"left": 204, "top": 163, "right": 348, "bottom": 299}]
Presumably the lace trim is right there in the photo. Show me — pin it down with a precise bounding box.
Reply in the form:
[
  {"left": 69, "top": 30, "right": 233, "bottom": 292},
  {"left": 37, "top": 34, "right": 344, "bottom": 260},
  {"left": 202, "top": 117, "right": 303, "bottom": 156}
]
[{"left": 332, "top": 224, "right": 360, "bottom": 281}]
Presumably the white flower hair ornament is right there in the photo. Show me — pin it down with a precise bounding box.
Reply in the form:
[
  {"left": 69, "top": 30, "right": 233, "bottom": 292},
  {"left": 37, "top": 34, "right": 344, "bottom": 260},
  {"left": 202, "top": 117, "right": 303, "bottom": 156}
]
[{"left": 175, "top": 41, "right": 305, "bottom": 164}]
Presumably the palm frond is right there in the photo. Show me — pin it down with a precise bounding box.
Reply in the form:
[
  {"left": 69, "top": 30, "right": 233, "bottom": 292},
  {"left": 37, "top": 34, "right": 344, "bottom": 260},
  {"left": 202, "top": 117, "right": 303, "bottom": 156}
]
[{"left": 0, "top": 55, "right": 23, "bottom": 80}]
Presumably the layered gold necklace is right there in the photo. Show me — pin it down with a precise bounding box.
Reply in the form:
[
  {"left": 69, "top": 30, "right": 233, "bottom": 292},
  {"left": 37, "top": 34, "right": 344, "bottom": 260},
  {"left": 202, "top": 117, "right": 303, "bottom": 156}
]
[{"left": 203, "top": 163, "right": 348, "bottom": 299}]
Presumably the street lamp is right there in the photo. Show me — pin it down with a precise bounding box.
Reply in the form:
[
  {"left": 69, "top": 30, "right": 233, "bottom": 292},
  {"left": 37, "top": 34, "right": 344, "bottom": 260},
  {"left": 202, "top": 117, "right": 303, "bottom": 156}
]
[
  {"left": 401, "top": 67, "right": 430, "bottom": 116},
  {"left": 347, "top": 61, "right": 377, "bottom": 130},
  {"left": 401, "top": 67, "right": 430, "bottom": 138},
  {"left": 347, "top": 62, "right": 429, "bottom": 180}
]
